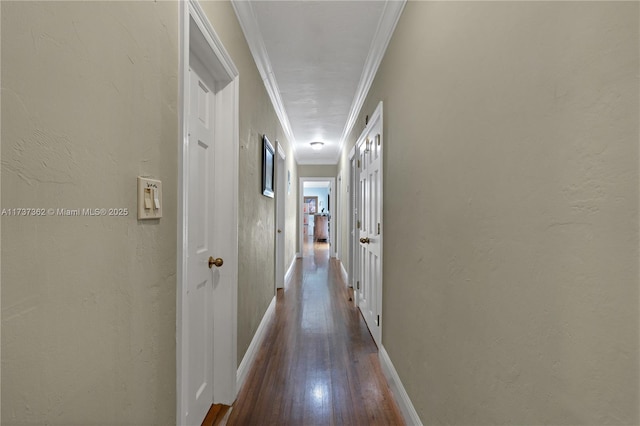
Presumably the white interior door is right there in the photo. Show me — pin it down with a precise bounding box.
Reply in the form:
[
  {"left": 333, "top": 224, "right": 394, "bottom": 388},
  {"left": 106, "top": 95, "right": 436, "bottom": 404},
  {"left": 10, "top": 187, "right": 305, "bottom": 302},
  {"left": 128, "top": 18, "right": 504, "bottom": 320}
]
[
  {"left": 275, "top": 145, "right": 286, "bottom": 289},
  {"left": 356, "top": 102, "right": 383, "bottom": 347},
  {"left": 336, "top": 173, "right": 342, "bottom": 260},
  {"left": 185, "top": 63, "right": 217, "bottom": 425},
  {"left": 179, "top": 4, "right": 239, "bottom": 425}
]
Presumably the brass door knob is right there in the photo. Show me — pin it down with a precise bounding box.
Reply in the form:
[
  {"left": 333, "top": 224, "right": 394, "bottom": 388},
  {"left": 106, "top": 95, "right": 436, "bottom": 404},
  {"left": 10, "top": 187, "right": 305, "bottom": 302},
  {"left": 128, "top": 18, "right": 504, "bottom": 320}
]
[
  {"left": 277, "top": 229, "right": 282, "bottom": 234},
  {"left": 208, "top": 257, "right": 224, "bottom": 268},
  {"left": 360, "top": 237, "right": 370, "bottom": 244}
]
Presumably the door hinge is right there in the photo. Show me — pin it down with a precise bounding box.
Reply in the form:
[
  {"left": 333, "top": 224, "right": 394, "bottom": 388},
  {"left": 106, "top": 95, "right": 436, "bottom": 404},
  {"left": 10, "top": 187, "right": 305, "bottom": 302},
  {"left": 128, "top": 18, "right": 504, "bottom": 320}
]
[
  {"left": 356, "top": 281, "right": 360, "bottom": 290},
  {"left": 357, "top": 159, "right": 361, "bottom": 168},
  {"left": 376, "top": 134, "right": 381, "bottom": 146},
  {"left": 377, "top": 315, "right": 380, "bottom": 326},
  {"left": 357, "top": 220, "right": 361, "bottom": 229},
  {"left": 377, "top": 223, "right": 381, "bottom": 234}
]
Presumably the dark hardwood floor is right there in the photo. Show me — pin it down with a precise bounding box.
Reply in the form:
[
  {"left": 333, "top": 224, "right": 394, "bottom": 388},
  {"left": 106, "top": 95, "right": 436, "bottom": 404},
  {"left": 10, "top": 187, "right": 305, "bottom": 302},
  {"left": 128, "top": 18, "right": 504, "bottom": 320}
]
[
  {"left": 225, "top": 237, "right": 404, "bottom": 425},
  {"left": 202, "top": 404, "right": 231, "bottom": 426}
]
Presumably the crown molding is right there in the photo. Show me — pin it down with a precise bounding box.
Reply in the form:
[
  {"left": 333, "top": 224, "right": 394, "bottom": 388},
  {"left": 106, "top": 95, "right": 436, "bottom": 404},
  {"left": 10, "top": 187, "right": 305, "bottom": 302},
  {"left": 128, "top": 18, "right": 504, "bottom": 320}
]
[
  {"left": 335, "top": 0, "right": 406, "bottom": 163},
  {"left": 231, "top": 0, "right": 299, "bottom": 162}
]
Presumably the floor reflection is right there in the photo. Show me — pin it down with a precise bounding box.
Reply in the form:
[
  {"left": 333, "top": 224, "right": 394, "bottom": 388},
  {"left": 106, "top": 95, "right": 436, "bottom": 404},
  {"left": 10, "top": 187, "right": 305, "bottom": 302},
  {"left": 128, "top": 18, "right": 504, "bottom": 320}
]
[
  {"left": 301, "top": 236, "right": 332, "bottom": 333},
  {"left": 226, "top": 232, "right": 404, "bottom": 425}
]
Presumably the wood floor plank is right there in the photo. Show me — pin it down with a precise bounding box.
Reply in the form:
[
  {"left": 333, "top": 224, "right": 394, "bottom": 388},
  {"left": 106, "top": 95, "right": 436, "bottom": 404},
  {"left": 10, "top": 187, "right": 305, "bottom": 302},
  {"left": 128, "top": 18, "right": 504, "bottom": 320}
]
[
  {"left": 202, "top": 404, "right": 231, "bottom": 426},
  {"left": 227, "top": 239, "right": 404, "bottom": 425}
]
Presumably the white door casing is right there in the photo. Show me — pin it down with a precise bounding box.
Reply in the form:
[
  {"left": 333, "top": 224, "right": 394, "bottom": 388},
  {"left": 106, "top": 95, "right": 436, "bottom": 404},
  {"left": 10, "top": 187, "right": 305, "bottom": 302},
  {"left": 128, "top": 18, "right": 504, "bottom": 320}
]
[
  {"left": 356, "top": 102, "right": 383, "bottom": 347},
  {"left": 349, "top": 148, "right": 358, "bottom": 302},
  {"left": 336, "top": 173, "right": 342, "bottom": 260},
  {"left": 275, "top": 143, "right": 286, "bottom": 289},
  {"left": 178, "top": 2, "right": 239, "bottom": 425}
]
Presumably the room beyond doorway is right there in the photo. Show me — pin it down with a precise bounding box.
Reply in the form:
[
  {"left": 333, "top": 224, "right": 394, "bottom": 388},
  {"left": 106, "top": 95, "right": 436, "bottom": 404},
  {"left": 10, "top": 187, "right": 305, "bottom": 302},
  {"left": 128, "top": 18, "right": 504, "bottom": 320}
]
[{"left": 299, "top": 177, "right": 336, "bottom": 258}]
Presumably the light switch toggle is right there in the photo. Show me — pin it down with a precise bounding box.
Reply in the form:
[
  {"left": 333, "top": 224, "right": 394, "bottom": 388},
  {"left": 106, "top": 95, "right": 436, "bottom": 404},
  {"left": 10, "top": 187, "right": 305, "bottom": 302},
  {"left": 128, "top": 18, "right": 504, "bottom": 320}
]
[
  {"left": 154, "top": 189, "right": 160, "bottom": 210},
  {"left": 138, "top": 177, "right": 163, "bottom": 220},
  {"left": 144, "top": 188, "right": 153, "bottom": 209}
]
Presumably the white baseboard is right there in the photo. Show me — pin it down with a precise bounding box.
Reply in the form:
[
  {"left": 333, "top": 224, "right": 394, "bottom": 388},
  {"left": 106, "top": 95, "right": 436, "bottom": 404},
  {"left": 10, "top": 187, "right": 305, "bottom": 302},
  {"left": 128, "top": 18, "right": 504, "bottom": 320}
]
[
  {"left": 284, "top": 255, "right": 297, "bottom": 285},
  {"left": 379, "top": 345, "right": 422, "bottom": 426},
  {"left": 237, "top": 296, "right": 276, "bottom": 393},
  {"left": 339, "top": 261, "right": 349, "bottom": 286}
]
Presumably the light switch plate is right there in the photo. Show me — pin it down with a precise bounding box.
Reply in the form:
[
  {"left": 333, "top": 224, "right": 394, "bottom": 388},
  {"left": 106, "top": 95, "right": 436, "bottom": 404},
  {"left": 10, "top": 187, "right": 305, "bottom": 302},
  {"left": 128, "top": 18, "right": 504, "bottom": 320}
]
[{"left": 137, "top": 177, "right": 162, "bottom": 220}]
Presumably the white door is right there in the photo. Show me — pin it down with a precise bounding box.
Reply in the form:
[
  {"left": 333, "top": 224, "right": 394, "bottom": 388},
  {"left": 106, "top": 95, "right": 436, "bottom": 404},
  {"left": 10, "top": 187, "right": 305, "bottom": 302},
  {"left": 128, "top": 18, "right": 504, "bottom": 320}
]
[
  {"left": 336, "top": 174, "right": 342, "bottom": 260},
  {"left": 275, "top": 146, "right": 286, "bottom": 289},
  {"left": 356, "top": 103, "right": 383, "bottom": 347},
  {"left": 185, "top": 65, "right": 217, "bottom": 425},
  {"left": 179, "top": 4, "right": 239, "bottom": 425}
]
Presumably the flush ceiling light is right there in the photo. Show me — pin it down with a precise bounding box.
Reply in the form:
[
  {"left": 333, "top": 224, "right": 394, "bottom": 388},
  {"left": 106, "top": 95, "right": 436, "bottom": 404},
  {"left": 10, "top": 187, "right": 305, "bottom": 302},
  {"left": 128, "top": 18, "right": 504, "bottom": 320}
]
[{"left": 310, "top": 141, "right": 324, "bottom": 151}]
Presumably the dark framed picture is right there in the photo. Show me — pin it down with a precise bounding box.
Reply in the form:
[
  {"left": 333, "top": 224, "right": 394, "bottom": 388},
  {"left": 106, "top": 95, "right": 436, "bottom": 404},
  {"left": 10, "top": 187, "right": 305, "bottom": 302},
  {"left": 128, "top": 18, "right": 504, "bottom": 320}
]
[{"left": 262, "top": 135, "right": 275, "bottom": 198}]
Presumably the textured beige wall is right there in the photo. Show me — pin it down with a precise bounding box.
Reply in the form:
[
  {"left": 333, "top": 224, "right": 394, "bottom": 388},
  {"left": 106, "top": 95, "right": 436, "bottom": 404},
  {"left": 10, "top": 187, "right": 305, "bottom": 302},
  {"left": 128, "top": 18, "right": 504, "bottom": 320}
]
[
  {"left": 339, "top": 2, "right": 639, "bottom": 424},
  {"left": 298, "top": 164, "right": 337, "bottom": 178},
  {"left": 199, "top": 1, "right": 297, "bottom": 366},
  {"left": 1, "top": 2, "right": 179, "bottom": 424}
]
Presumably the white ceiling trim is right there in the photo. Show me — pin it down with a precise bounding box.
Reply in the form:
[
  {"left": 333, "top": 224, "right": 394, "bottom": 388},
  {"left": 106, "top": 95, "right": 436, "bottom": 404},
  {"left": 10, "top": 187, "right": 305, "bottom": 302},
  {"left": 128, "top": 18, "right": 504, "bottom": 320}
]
[
  {"left": 231, "top": 0, "right": 299, "bottom": 162},
  {"left": 334, "top": 0, "right": 407, "bottom": 164}
]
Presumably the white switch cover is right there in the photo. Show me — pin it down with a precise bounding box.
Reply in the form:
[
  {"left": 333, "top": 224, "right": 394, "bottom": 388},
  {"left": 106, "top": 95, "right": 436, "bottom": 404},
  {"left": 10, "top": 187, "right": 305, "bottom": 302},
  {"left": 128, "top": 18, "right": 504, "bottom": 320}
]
[{"left": 138, "top": 177, "right": 163, "bottom": 220}]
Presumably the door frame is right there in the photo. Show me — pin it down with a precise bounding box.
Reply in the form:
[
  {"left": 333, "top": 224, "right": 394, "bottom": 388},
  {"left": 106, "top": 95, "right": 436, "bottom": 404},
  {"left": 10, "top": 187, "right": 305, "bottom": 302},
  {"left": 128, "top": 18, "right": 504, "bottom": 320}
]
[
  {"left": 299, "top": 177, "right": 336, "bottom": 258},
  {"left": 275, "top": 143, "right": 286, "bottom": 289},
  {"left": 177, "top": 1, "right": 239, "bottom": 424},
  {"left": 336, "top": 172, "right": 342, "bottom": 260},
  {"left": 354, "top": 101, "right": 383, "bottom": 346},
  {"left": 348, "top": 147, "right": 357, "bottom": 294}
]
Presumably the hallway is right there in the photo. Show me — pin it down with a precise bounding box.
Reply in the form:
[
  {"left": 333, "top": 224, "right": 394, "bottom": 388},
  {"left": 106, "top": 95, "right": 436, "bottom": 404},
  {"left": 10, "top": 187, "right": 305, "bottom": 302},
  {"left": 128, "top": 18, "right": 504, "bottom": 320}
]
[{"left": 225, "top": 241, "right": 404, "bottom": 425}]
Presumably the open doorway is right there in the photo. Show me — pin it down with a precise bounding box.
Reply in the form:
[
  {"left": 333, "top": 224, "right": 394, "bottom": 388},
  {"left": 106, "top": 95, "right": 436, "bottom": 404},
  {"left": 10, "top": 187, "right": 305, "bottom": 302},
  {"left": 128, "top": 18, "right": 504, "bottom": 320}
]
[{"left": 299, "top": 177, "right": 336, "bottom": 258}]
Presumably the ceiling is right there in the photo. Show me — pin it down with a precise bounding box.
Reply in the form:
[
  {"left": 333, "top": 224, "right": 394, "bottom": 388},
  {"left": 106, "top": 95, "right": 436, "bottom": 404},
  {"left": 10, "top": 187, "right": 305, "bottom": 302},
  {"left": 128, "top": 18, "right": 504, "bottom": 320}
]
[{"left": 232, "top": 0, "right": 406, "bottom": 165}]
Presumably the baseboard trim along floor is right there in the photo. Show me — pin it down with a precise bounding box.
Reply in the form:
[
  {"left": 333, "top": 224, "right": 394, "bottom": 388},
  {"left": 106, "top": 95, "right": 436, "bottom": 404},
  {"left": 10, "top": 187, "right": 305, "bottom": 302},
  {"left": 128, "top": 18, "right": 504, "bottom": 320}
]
[
  {"left": 236, "top": 296, "right": 276, "bottom": 393},
  {"left": 379, "top": 345, "right": 423, "bottom": 425}
]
